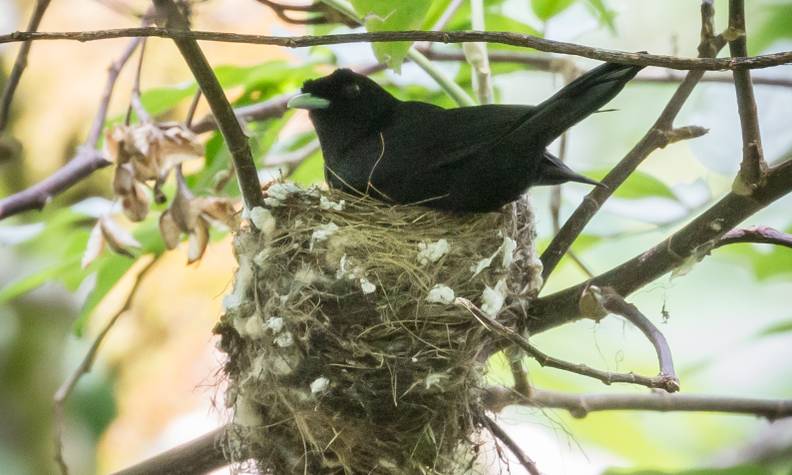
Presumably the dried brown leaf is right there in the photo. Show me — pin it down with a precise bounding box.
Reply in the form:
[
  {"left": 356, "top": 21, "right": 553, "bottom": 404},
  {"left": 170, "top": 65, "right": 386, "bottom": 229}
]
[
  {"left": 159, "top": 210, "right": 182, "bottom": 250},
  {"left": 121, "top": 181, "right": 151, "bottom": 222}
]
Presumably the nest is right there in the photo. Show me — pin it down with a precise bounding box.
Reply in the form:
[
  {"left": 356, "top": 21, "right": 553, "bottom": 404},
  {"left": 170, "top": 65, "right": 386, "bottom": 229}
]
[{"left": 214, "top": 183, "right": 542, "bottom": 474}]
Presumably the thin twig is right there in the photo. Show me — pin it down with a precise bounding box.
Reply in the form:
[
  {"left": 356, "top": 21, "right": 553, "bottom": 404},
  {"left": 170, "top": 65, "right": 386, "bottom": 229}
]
[
  {"left": 714, "top": 225, "right": 792, "bottom": 249},
  {"left": 152, "top": 0, "right": 264, "bottom": 211},
  {"left": 484, "top": 386, "right": 792, "bottom": 421},
  {"left": 2, "top": 28, "right": 791, "bottom": 70},
  {"left": 54, "top": 257, "right": 158, "bottom": 475},
  {"left": 539, "top": 0, "right": 726, "bottom": 283},
  {"left": 456, "top": 298, "right": 679, "bottom": 392},
  {"left": 481, "top": 414, "right": 541, "bottom": 475},
  {"left": 0, "top": 0, "right": 52, "bottom": 131},
  {"left": 597, "top": 287, "right": 679, "bottom": 391},
  {"left": 728, "top": 0, "right": 768, "bottom": 191},
  {"left": 129, "top": 38, "right": 151, "bottom": 123},
  {"left": 528, "top": 158, "right": 792, "bottom": 334},
  {"left": 184, "top": 89, "right": 202, "bottom": 128},
  {"left": 419, "top": 47, "right": 792, "bottom": 88}
]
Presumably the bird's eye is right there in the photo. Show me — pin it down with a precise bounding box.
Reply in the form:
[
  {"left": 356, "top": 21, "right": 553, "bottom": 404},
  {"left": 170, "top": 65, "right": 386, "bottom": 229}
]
[{"left": 344, "top": 83, "right": 361, "bottom": 98}]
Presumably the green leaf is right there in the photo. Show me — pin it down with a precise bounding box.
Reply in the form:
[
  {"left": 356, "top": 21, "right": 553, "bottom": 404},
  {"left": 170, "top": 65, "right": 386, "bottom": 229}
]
[
  {"left": 587, "top": 169, "right": 678, "bottom": 201},
  {"left": 531, "top": 0, "right": 575, "bottom": 21},
  {"left": 74, "top": 255, "right": 134, "bottom": 336},
  {"left": 756, "top": 319, "right": 792, "bottom": 337},
  {"left": 0, "top": 255, "right": 81, "bottom": 304},
  {"left": 584, "top": 0, "right": 616, "bottom": 31},
  {"left": 73, "top": 218, "right": 164, "bottom": 335},
  {"left": 350, "top": 0, "right": 432, "bottom": 71},
  {"left": 140, "top": 84, "right": 198, "bottom": 117},
  {"left": 290, "top": 150, "right": 325, "bottom": 185},
  {"left": 718, "top": 224, "right": 792, "bottom": 282}
]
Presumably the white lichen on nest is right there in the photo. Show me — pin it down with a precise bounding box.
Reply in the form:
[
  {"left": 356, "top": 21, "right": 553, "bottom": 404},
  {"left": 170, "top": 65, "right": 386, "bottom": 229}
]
[{"left": 215, "top": 183, "right": 540, "bottom": 474}]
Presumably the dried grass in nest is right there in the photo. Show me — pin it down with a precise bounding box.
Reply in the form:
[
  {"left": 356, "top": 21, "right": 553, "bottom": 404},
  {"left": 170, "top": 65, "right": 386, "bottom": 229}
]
[{"left": 215, "top": 183, "right": 542, "bottom": 474}]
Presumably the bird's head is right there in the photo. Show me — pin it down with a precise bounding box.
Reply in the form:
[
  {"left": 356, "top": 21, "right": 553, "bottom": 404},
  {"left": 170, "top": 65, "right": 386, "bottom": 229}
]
[{"left": 288, "top": 69, "right": 398, "bottom": 124}]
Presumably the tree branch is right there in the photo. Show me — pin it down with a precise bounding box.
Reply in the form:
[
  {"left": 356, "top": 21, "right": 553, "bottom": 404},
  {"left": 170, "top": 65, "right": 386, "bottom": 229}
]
[
  {"left": 151, "top": 1, "right": 264, "bottom": 211},
  {"left": 0, "top": 0, "right": 51, "bottom": 131},
  {"left": 485, "top": 386, "right": 792, "bottom": 421},
  {"left": 111, "top": 425, "right": 229, "bottom": 475},
  {"left": 457, "top": 298, "right": 679, "bottom": 392},
  {"left": 597, "top": 287, "right": 679, "bottom": 391},
  {"left": 1, "top": 28, "right": 791, "bottom": 70},
  {"left": 529, "top": 158, "right": 792, "bottom": 333},
  {"left": 714, "top": 226, "right": 792, "bottom": 250},
  {"left": 728, "top": 0, "right": 768, "bottom": 191},
  {"left": 419, "top": 47, "right": 792, "bottom": 88},
  {"left": 539, "top": 0, "right": 726, "bottom": 282},
  {"left": 481, "top": 414, "right": 541, "bottom": 475}
]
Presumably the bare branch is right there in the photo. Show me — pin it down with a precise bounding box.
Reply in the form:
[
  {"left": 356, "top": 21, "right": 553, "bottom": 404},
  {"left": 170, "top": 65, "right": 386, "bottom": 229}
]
[
  {"left": 152, "top": 0, "right": 264, "bottom": 211},
  {"left": 539, "top": 0, "right": 726, "bottom": 282},
  {"left": 420, "top": 48, "right": 792, "bottom": 88},
  {"left": 485, "top": 387, "right": 792, "bottom": 421},
  {"left": 714, "top": 225, "right": 792, "bottom": 249},
  {"left": 0, "top": 148, "right": 110, "bottom": 219},
  {"left": 2, "top": 28, "right": 791, "bottom": 70},
  {"left": 597, "top": 287, "right": 679, "bottom": 391},
  {"left": 481, "top": 414, "right": 541, "bottom": 475},
  {"left": 529, "top": 158, "right": 792, "bottom": 334},
  {"left": 111, "top": 425, "right": 230, "bottom": 475},
  {"left": 728, "top": 0, "right": 769, "bottom": 191},
  {"left": 54, "top": 258, "right": 158, "bottom": 475},
  {"left": 457, "top": 298, "right": 678, "bottom": 392},
  {"left": 0, "top": 0, "right": 51, "bottom": 131}
]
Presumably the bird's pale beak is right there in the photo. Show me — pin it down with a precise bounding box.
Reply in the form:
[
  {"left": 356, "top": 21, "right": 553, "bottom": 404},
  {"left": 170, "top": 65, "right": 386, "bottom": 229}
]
[{"left": 287, "top": 93, "right": 331, "bottom": 110}]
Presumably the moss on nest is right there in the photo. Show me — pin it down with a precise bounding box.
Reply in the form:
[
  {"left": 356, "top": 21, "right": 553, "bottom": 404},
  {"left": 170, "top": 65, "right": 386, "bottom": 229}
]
[{"left": 215, "top": 183, "right": 541, "bottom": 474}]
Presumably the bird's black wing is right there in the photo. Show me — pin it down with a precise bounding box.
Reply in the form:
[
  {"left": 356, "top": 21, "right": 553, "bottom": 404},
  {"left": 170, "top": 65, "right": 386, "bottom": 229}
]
[{"left": 383, "top": 101, "right": 535, "bottom": 170}]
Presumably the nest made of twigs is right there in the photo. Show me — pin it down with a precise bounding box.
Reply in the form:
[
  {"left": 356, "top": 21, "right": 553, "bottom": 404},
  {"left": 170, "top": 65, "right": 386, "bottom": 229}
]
[{"left": 215, "top": 183, "right": 542, "bottom": 474}]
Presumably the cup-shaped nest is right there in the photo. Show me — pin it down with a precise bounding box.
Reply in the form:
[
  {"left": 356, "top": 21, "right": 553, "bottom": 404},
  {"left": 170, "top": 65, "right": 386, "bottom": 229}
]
[{"left": 215, "top": 183, "right": 541, "bottom": 474}]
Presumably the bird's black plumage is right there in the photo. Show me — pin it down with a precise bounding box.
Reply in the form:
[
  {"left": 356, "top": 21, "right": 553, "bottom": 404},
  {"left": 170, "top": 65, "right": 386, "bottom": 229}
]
[{"left": 289, "top": 62, "right": 643, "bottom": 212}]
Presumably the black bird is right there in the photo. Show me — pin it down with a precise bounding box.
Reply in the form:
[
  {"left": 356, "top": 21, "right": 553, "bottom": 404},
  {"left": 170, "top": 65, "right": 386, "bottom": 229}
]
[{"left": 288, "top": 62, "right": 643, "bottom": 212}]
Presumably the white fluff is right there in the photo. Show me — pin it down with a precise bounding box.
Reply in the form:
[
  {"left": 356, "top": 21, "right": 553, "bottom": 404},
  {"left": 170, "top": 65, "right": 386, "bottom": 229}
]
[
  {"left": 481, "top": 278, "right": 508, "bottom": 317},
  {"left": 417, "top": 239, "right": 449, "bottom": 266},
  {"left": 310, "top": 376, "right": 330, "bottom": 394},
  {"left": 320, "top": 196, "right": 346, "bottom": 211},
  {"left": 426, "top": 284, "right": 455, "bottom": 304},
  {"left": 274, "top": 331, "right": 294, "bottom": 348},
  {"left": 310, "top": 223, "right": 339, "bottom": 249},
  {"left": 360, "top": 277, "right": 377, "bottom": 294},
  {"left": 249, "top": 207, "right": 276, "bottom": 236}
]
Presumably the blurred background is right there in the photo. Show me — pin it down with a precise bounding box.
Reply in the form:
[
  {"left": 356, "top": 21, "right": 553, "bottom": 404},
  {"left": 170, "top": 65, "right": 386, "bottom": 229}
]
[{"left": 0, "top": 0, "right": 791, "bottom": 474}]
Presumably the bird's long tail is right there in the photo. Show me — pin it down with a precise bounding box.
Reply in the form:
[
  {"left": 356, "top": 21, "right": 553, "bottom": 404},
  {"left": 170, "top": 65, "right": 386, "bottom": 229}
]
[{"left": 510, "top": 61, "right": 644, "bottom": 147}]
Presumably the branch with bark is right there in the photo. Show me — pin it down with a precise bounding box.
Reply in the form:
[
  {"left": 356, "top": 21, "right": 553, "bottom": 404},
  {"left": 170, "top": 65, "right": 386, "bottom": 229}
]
[
  {"left": 151, "top": 0, "right": 264, "bottom": 211},
  {"left": 529, "top": 157, "right": 792, "bottom": 333},
  {"left": 1, "top": 28, "right": 791, "bottom": 70},
  {"left": 0, "top": 0, "right": 51, "bottom": 131}
]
